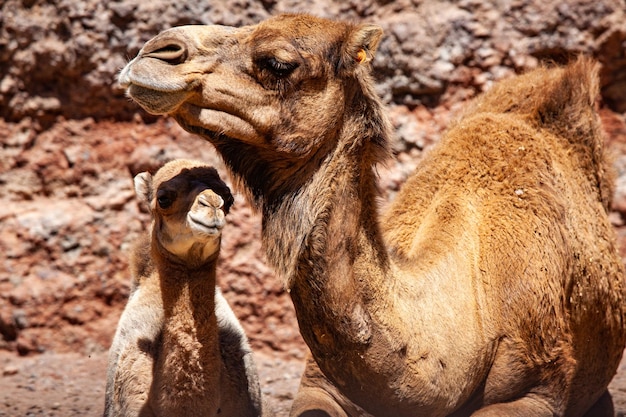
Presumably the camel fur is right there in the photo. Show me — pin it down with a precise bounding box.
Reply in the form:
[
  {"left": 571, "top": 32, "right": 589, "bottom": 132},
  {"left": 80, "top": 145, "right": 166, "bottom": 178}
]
[
  {"left": 104, "top": 159, "right": 265, "bottom": 417},
  {"left": 118, "top": 14, "right": 626, "bottom": 417}
]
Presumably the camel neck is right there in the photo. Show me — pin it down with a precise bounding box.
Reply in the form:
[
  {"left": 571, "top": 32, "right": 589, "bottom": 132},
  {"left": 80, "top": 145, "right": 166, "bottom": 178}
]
[
  {"left": 260, "top": 134, "right": 449, "bottom": 417},
  {"left": 158, "top": 262, "right": 217, "bottom": 323},
  {"left": 153, "top": 247, "right": 219, "bottom": 325},
  {"left": 152, "top": 258, "right": 222, "bottom": 412},
  {"left": 264, "top": 134, "right": 421, "bottom": 416},
  {"left": 264, "top": 127, "right": 391, "bottom": 347}
]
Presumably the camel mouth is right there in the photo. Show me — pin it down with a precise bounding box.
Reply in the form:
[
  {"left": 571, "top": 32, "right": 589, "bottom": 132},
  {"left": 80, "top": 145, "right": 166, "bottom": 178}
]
[
  {"left": 187, "top": 213, "right": 223, "bottom": 236},
  {"left": 174, "top": 111, "right": 244, "bottom": 145},
  {"left": 124, "top": 84, "right": 191, "bottom": 115}
]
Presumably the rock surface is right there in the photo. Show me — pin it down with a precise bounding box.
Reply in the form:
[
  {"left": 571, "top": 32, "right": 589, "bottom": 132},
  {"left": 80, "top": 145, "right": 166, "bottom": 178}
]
[{"left": 1, "top": 0, "right": 626, "bottom": 415}]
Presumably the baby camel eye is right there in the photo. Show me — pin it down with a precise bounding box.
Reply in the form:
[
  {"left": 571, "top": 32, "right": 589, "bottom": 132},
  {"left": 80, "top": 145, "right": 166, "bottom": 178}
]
[
  {"left": 156, "top": 190, "right": 175, "bottom": 209},
  {"left": 260, "top": 56, "right": 298, "bottom": 77}
]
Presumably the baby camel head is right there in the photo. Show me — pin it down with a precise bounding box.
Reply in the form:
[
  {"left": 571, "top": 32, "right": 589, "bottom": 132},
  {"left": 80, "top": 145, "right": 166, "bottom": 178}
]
[
  {"left": 134, "top": 159, "right": 234, "bottom": 266},
  {"left": 119, "top": 14, "right": 389, "bottom": 205}
]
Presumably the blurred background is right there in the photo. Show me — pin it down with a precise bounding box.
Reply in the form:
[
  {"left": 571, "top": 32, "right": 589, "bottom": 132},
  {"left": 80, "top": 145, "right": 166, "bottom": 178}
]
[{"left": 0, "top": 0, "right": 625, "bottom": 415}]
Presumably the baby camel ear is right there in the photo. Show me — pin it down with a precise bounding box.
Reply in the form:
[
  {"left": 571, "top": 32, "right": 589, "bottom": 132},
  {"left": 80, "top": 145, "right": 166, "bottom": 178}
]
[
  {"left": 343, "top": 23, "right": 383, "bottom": 70},
  {"left": 134, "top": 172, "right": 153, "bottom": 204}
]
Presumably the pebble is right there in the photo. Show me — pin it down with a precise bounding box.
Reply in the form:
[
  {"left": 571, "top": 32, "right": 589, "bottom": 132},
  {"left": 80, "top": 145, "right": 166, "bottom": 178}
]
[{"left": 2, "top": 365, "right": 19, "bottom": 376}]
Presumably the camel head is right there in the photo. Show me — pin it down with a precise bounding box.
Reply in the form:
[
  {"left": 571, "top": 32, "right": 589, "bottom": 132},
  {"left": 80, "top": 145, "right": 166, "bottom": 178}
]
[
  {"left": 134, "top": 159, "right": 234, "bottom": 266},
  {"left": 119, "top": 14, "right": 390, "bottom": 205}
]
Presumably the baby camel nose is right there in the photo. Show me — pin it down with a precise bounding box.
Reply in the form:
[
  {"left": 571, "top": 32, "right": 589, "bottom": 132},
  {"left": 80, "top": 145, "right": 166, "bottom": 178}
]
[
  {"left": 198, "top": 190, "right": 224, "bottom": 209},
  {"left": 142, "top": 37, "right": 187, "bottom": 65}
]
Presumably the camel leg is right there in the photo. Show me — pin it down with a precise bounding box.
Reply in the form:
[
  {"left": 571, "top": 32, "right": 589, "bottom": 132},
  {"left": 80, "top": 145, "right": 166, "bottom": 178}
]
[
  {"left": 290, "top": 354, "right": 348, "bottom": 417},
  {"left": 290, "top": 386, "right": 348, "bottom": 417},
  {"left": 469, "top": 396, "right": 554, "bottom": 417},
  {"left": 471, "top": 390, "right": 614, "bottom": 417},
  {"left": 290, "top": 353, "right": 371, "bottom": 417},
  {"left": 582, "top": 390, "right": 614, "bottom": 417}
]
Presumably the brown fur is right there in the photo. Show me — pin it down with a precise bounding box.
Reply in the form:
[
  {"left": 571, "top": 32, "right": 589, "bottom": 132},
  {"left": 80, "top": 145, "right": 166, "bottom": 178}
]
[
  {"left": 104, "top": 159, "right": 265, "bottom": 417},
  {"left": 119, "top": 14, "right": 626, "bottom": 417}
]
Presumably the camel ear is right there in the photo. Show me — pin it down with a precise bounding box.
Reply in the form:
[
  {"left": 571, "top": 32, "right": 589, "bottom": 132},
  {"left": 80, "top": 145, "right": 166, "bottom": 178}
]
[
  {"left": 343, "top": 24, "right": 383, "bottom": 69},
  {"left": 134, "top": 172, "right": 153, "bottom": 203}
]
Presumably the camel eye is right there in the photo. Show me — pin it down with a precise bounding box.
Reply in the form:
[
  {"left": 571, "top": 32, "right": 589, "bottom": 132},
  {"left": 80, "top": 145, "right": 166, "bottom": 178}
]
[
  {"left": 156, "top": 190, "right": 175, "bottom": 209},
  {"left": 259, "top": 57, "right": 298, "bottom": 77}
]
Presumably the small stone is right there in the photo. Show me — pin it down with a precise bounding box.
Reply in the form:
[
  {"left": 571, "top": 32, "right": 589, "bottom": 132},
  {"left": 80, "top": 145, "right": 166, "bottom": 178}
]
[{"left": 3, "top": 365, "right": 18, "bottom": 376}]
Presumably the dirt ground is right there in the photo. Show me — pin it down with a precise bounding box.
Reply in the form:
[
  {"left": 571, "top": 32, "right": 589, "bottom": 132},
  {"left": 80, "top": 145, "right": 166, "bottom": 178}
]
[
  {"left": 1, "top": 348, "right": 626, "bottom": 416},
  {"left": 0, "top": 349, "right": 305, "bottom": 417}
]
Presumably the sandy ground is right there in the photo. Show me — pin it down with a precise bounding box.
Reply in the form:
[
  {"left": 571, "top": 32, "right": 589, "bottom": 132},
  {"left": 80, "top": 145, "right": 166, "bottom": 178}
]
[{"left": 1, "top": 348, "right": 626, "bottom": 416}]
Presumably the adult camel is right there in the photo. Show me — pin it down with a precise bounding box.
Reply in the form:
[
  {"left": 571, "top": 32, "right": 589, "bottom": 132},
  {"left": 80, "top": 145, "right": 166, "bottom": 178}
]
[{"left": 118, "top": 14, "right": 626, "bottom": 417}]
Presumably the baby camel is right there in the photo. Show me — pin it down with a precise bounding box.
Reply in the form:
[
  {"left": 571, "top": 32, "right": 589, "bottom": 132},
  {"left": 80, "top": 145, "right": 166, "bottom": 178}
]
[
  {"left": 104, "top": 159, "right": 265, "bottom": 417},
  {"left": 119, "top": 13, "right": 626, "bottom": 417}
]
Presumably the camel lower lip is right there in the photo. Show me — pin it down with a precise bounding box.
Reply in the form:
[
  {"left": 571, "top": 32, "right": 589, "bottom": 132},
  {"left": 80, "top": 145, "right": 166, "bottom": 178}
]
[
  {"left": 128, "top": 84, "right": 168, "bottom": 97},
  {"left": 189, "top": 217, "right": 222, "bottom": 235},
  {"left": 174, "top": 103, "right": 262, "bottom": 144},
  {"left": 126, "top": 84, "right": 191, "bottom": 115}
]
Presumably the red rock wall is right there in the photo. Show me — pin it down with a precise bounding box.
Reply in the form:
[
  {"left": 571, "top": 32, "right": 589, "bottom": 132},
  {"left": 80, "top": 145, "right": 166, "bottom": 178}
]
[{"left": 1, "top": 0, "right": 625, "bottom": 358}]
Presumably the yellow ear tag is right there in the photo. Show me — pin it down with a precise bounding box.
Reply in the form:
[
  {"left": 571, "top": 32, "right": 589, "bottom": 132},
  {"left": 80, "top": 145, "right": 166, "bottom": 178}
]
[{"left": 356, "top": 49, "right": 368, "bottom": 64}]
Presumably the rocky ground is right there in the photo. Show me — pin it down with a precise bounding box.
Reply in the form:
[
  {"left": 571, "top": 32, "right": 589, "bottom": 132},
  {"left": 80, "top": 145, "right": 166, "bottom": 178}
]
[{"left": 1, "top": 0, "right": 626, "bottom": 415}]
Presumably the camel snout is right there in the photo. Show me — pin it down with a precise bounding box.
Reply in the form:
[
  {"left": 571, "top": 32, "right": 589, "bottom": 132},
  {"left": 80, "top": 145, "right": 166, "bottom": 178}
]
[{"left": 198, "top": 189, "right": 224, "bottom": 209}]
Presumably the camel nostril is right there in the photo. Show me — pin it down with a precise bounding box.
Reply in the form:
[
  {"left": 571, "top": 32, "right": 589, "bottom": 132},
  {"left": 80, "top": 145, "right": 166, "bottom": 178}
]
[
  {"left": 199, "top": 191, "right": 224, "bottom": 209},
  {"left": 144, "top": 42, "right": 187, "bottom": 65}
]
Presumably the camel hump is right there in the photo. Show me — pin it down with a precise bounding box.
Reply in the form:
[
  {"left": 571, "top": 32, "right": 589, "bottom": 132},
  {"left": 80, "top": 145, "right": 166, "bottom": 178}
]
[
  {"left": 529, "top": 56, "right": 602, "bottom": 149},
  {"left": 464, "top": 56, "right": 613, "bottom": 209},
  {"left": 466, "top": 56, "right": 600, "bottom": 142}
]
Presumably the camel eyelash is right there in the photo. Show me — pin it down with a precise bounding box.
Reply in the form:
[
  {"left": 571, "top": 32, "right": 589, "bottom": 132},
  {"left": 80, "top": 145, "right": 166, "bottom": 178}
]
[{"left": 257, "top": 56, "right": 299, "bottom": 77}]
